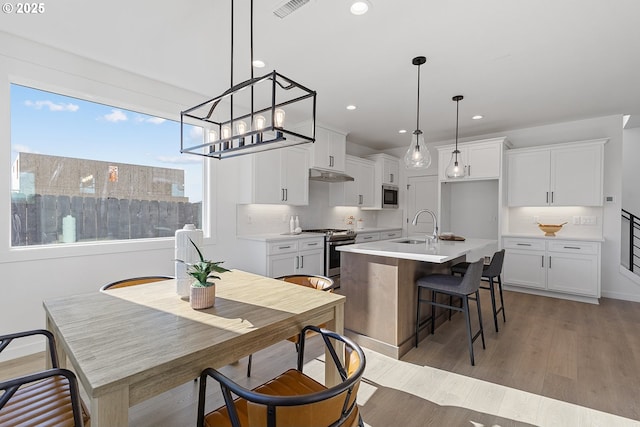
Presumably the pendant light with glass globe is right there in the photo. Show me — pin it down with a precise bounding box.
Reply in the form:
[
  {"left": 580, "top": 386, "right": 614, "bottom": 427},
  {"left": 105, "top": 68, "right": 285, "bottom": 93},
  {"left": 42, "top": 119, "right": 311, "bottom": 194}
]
[
  {"left": 445, "top": 95, "right": 466, "bottom": 178},
  {"left": 403, "top": 56, "right": 431, "bottom": 169}
]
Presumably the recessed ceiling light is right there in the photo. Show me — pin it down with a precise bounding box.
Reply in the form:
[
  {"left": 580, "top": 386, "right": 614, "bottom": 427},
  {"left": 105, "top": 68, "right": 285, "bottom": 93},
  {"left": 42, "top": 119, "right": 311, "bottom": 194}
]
[
  {"left": 472, "top": 115, "right": 483, "bottom": 120},
  {"left": 398, "top": 129, "right": 407, "bottom": 134},
  {"left": 350, "top": 1, "right": 370, "bottom": 15},
  {"left": 252, "top": 60, "right": 266, "bottom": 68},
  {"left": 346, "top": 105, "right": 357, "bottom": 110}
]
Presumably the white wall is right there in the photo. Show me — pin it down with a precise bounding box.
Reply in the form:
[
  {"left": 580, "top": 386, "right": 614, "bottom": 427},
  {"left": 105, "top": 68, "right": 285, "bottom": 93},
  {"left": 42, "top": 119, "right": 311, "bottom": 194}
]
[
  {"left": 0, "top": 32, "right": 213, "bottom": 360},
  {"left": 622, "top": 127, "right": 640, "bottom": 216}
]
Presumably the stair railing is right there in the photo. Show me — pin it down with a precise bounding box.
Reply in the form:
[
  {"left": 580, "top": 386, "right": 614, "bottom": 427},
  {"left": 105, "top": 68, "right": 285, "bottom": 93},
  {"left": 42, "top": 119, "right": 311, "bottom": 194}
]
[{"left": 622, "top": 209, "right": 640, "bottom": 272}]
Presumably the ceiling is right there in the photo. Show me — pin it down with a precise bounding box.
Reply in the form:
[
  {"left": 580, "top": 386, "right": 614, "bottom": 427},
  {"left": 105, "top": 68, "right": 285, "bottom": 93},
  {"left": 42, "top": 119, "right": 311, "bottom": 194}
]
[{"left": 4, "top": 0, "right": 640, "bottom": 150}]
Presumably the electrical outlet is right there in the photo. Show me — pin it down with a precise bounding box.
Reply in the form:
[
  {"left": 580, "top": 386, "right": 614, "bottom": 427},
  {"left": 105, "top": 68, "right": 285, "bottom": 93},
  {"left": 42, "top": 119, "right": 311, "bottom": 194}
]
[
  {"left": 533, "top": 216, "right": 539, "bottom": 224},
  {"left": 573, "top": 216, "right": 581, "bottom": 225},
  {"left": 581, "top": 216, "right": 597, "bottom": 225},
  {"left": 247, "top": 215, "right": 252, "bottom": 224}
]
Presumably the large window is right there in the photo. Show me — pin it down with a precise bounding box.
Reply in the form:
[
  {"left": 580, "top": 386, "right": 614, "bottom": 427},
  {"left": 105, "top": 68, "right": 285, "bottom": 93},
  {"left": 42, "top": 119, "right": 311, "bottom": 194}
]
[{"left": 10, "top": 84, "right": 204, "bottom": 246}]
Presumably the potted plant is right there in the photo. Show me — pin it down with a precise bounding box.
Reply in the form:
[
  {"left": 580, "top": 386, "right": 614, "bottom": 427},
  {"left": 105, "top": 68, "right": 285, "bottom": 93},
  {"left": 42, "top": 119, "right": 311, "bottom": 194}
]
[{"left": 176, "top": 238, "right": 230, "bottom": 309}]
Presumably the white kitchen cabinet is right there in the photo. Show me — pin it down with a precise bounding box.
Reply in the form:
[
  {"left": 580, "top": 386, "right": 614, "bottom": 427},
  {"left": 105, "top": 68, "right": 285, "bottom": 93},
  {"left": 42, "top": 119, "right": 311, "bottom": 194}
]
[
  {"left": 309, "top": 125, "right": 347, "bottom": 172},
  {"left": 507, "top": 139, "right": 606, "bottom": 207},
  {"left": 366, "top": 153, "right": 400, "bottom": 185},
  {"left": 355, "top": 231, "right": 380, "bottom": 243},
  {"left": 364, "top": 153, "right": 401, "bottom": 209},
  {"left": 503, "top": 237, "right": 601, "bottom": 299},
  {"left": 265, "top": 237, "right": 324, "bottom": 278},
  {"left": 379, "top": 229, "right": 402, "bottom": 240},
  {"left": 240, "top": 146, "right": 309, "bottom": 205},
  {"left": 437, "top": 138, "right": 508, "bottom": 181},
  {"left": 329, "top": 156, "right": 375, "bottom": 207}
]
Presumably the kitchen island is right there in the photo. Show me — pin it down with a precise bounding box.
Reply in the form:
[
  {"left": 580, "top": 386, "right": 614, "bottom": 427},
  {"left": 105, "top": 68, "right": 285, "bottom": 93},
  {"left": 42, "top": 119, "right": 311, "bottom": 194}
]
[{"left": 337, "top": 237, "right": 496, "bottom": 359}]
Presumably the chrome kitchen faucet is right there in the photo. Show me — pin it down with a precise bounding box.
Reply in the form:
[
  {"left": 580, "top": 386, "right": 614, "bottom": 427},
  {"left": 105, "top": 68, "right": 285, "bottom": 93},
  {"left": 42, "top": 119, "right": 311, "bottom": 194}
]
[{"left": 411, "top": 209, "right": 439, "bottom": 244}]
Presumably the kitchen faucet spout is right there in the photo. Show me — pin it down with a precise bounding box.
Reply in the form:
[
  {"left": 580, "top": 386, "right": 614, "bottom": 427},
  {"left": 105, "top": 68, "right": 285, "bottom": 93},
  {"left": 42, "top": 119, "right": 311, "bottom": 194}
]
[{"left": 411, "top": 209, "right": 439, "bottom": 242}]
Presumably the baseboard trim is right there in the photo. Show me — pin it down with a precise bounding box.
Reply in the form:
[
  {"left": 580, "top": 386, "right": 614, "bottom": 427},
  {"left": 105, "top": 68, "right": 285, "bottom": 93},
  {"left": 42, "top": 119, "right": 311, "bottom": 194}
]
[
  {"left": 503, "top": 285, "right": 599, "bottom": 304},
  {"left": 0, "top": 341, "right": 42, "bottom": 363}
]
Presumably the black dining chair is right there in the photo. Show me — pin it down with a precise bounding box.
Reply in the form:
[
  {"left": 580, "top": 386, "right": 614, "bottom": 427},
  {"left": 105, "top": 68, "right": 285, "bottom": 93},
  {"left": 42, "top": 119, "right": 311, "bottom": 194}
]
[
  {"left": 451, "top": 250, "right": 506, "bottom": 332},
  {"left": 415, "top": 258, "right": 486, "bottom": 365},
  {"left": 0, "top": 329, "right": 90, "bottom": 426}
]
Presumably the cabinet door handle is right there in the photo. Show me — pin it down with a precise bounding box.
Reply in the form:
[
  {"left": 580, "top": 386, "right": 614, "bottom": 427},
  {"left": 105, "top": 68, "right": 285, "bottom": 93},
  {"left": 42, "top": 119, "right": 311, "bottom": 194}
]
[
  {"left": 517, "top": 243, "right": 532, "bottom": 246},
  {"left": 563, "top": 246, "right": 581, "bottom": 250},
  {"left": 329, "top": 155, "right": 334, "bottom": 167},
  {"left": 284, "top": 188, "right": 288, "bottom": 201},
  {"left": 468, "top": 165, "right": 471, "bottom": 176},
  {"left": 282, "top": 188, "right": 285, "bottom": 201},
  {"left": 307, "top": 242, "right": 318, "bottom": 246},
  {"left": 300, "top": 255, "right": 304, "bottom": 268},
  {"left": 541, "top": 255, "right": 544, "bottom": 268},
  {"left": 279, "top": 245, "right": 291, "bottom": 249},
  {"left": 551, "top": 192, "right": 554, "bottom": 203},
  {"left": 546, "top": 192, "right": 549, "bottom": 203},
  {"left": 390, "top": 173, "right": 394, "bottom": 183},
  {"left": 549, "top": 256, "right": 552, "bottom": 269},
  {"left": 364, "top": 236, "right": 372, "bottom": 240},
  {"left": 295, "top": 255, "right": 299, "bottom": 269}
]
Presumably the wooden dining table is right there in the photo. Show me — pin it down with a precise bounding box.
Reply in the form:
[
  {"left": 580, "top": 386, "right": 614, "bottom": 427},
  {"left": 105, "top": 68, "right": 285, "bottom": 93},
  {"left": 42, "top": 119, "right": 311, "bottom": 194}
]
[{"left": 42, "top": 270, "right": 346, "bottom": 427}]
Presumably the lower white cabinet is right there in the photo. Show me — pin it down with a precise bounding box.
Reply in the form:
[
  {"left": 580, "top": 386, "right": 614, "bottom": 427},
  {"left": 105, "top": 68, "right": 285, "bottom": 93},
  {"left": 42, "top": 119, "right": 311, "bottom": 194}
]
[
  {"left": 265, "top": 237, "right": 324, "bottom": 278},
  {"left": 503, "top": 237, "right": 601, "bottom": 298},
  {"left": 380, "top": 229, "right": 402, "bottom": 240},
  {"left": 355, "top": 232, "right": 380, "bottom": 243}
]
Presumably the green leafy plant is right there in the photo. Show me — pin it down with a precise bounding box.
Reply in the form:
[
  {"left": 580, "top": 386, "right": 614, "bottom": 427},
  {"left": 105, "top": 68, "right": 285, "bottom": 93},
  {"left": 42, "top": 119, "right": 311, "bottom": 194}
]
[{"left": 176, "top": 238, "right": 230, "bottom": 287}]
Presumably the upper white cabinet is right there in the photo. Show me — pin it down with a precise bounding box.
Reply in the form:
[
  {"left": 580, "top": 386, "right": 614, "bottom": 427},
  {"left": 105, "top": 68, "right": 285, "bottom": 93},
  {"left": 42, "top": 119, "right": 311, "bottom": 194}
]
[
  {"left": 330, "top": 156, "right": 375, "bottom": 207},
  {"left": 437, "top": 137, "right": 509, "bottom": 181},
  {"left": 309, "top": 125, "right": 347, "bottom": 172},
  {"left": 365, "top": 153, "right": 401, "bottom": 209},
  {"left": 507, "top": 139, "right": 606, "bottom": 207},
  {"left": 366, "top": 153, "right": 400, "bottom": 185},
  {"left": 238, "top": 146, "right": 309, "bottom": 205}
]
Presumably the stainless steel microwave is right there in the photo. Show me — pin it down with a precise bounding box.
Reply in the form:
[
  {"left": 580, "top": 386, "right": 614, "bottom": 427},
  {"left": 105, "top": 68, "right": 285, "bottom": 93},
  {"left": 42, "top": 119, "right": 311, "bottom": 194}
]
[{"left": 382, "top": 185, "right": 399, "bottom": 208}]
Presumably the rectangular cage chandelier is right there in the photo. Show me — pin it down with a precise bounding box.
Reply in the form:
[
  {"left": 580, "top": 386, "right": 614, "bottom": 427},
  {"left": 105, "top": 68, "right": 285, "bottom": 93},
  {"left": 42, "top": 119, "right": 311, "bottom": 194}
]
[{"left": 180, "top": 0, "right": 317, "bottom": 160}]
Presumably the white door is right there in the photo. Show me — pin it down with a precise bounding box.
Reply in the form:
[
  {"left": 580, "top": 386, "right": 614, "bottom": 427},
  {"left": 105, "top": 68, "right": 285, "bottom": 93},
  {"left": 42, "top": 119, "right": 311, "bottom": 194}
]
[{"left": 406, "top": 175, "right": 438, "bottom": 236}]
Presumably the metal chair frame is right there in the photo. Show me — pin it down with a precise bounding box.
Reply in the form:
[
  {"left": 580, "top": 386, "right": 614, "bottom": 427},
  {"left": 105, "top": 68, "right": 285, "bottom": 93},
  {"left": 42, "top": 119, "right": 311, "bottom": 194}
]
[
  {"left": 451, "top": 250, "right": 506, "bottom": 332},
  {"left": 0, "top": 330, "right": 86, "bottom": 426},
  {"left": 198, "top": 326, "right": 365, "bottom": 427},
  {"left": 415, "top": 259, "right": 486, "bottom": 366},
  {"left": 99, "top": 275, "right": 173, "bottom": 291}
]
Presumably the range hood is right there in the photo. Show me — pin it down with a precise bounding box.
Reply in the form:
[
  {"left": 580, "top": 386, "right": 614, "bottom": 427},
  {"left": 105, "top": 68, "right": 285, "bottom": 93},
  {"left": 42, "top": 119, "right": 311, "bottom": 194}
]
[{"left": 308, "top": 168, "right": 355, "bottom": 182}]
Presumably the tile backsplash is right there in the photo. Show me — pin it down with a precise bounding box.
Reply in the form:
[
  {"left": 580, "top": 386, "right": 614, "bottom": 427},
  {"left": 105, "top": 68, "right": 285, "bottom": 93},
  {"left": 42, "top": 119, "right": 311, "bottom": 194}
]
[
  {"left": 236, "top": 181, "right": 392, "bottom": 235},
  {"left": 506, "top": 206, "right": 603, "bottom": 238}
]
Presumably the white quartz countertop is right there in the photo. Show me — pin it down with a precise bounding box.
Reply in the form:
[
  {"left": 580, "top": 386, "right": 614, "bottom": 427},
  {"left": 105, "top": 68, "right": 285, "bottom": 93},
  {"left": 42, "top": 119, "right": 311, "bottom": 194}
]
[
  {"left": 337, "top": 237, "right": 496, "bottom": 263},
  {"left": 502, "top": 233, "right": 605, "bottom": 242},
  {"left": 237, "top": 232, "right": 325, "bottom": 242}
]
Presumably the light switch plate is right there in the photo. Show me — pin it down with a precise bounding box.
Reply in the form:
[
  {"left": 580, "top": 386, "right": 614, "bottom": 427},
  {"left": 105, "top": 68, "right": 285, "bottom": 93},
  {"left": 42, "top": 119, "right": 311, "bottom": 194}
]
[
  {"left": 573, "top": 216, "right": 581, "bottom": 225},
  {"left": 581, "top": 216, "right": 597, "bottom": 225}
]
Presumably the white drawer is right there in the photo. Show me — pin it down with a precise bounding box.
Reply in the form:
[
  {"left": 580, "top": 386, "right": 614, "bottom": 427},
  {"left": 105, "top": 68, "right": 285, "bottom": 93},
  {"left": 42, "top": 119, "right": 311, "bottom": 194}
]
[
  {"left": 381, "top": 230, "right": 402, "bottom": 240},
  {"left": 356, "top": 232, "right": 380, "bottom": 243},
  {"left": 267, "top": 240, "right": 298, "bottom": 255},
  {"left": 547, "top": 240, "right": 599, "bottom": 255},
  {"left": 299, "top": 238, "right": 324, "bottom": 251},
  {"left": 503, "top": 238, "right": 545, "bottom": 251}
]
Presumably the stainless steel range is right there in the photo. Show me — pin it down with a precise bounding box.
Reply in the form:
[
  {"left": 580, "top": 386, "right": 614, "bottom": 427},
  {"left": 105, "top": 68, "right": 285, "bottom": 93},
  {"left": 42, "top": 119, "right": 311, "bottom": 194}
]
[{"left": 302, "top": 229, "right": 356, "bottom": 278}]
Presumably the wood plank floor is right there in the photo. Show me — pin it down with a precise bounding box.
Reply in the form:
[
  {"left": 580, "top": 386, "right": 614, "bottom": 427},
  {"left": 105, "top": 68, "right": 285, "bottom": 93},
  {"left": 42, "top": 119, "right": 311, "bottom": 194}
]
[{"left": 2, "top": 290, "right": 640, "bottom": 426}]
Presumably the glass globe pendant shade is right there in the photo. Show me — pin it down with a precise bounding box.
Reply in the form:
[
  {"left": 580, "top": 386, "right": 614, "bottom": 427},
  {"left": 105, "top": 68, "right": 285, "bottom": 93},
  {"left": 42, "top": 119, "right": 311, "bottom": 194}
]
[
  {"left": 404, "top": 130, "right": 431, "bottom": 169},
  {"left": 445, "top": 149, "right": 466, "bottom": 178}
]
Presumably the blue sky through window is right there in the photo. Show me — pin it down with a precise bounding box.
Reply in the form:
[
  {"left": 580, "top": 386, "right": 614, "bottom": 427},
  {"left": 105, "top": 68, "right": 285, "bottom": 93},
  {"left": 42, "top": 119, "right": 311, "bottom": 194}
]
[{"left": 10, "top": 84, "right": 203, "bottom": 202}]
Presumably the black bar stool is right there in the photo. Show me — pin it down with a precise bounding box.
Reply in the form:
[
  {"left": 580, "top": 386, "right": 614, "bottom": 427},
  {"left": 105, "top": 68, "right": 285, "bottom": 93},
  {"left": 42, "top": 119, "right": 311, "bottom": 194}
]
[
  {"left": 415, "top": 258, "right": 485, "bottom": 365},
  {"left": 451, "top": 249, "right": 506, "bottom": 332}
]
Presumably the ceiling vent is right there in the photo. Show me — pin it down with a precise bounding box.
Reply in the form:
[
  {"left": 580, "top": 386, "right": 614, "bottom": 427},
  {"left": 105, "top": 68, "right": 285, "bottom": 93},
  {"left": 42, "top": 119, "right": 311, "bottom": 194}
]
[{"left": 273, "top": 0, "right": 310, "bottom": 18}]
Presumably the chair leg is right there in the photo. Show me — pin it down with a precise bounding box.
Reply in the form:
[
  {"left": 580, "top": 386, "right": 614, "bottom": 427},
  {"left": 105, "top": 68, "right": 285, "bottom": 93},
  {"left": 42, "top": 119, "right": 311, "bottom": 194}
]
[
  {"left": 448, "top": 295, "right": 453, "bottom": 320},
  {"left": 247, "top": 354, "right": 252, "bottom": 377},
  {"left": 462, "top": 296, "right": 475, "bottom": 366},
  {"left": 431, "top": 290, "right": 436, "bottom": 334},
  {"left": 489, "top": 277, "right": 499, "bottom": 333},
  {"left": 415, "top": 287, "right": 421, "bottom": 348},
  {"left": 498, "top": 275, "right": 506, "bottom": 322},
  {"left": 476, "top": 290, "right": 485, "bottom": 349}
]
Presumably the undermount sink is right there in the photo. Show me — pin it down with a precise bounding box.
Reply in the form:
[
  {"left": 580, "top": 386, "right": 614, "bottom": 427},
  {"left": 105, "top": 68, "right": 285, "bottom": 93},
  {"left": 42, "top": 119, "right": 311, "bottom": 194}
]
[{"left": 394, "top": 239, "right": 426, "bottom": 244}]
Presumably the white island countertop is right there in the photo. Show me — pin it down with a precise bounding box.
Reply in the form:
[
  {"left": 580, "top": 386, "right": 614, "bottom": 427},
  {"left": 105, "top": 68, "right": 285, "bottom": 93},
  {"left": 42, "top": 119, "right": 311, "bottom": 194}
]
[{"left": 337, "top": 237, "right": 496, "bottom": 263}]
